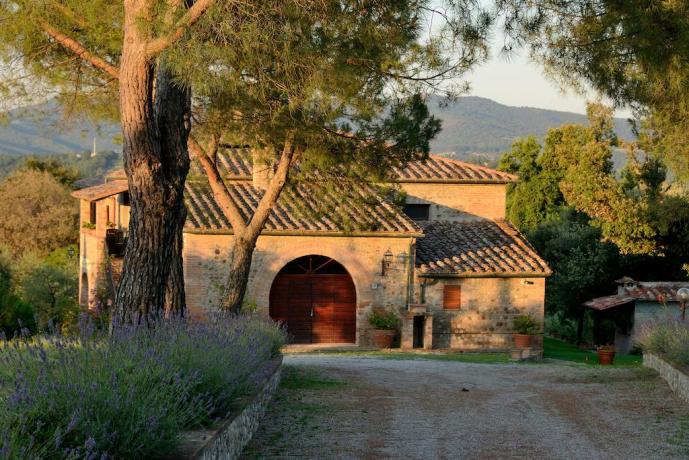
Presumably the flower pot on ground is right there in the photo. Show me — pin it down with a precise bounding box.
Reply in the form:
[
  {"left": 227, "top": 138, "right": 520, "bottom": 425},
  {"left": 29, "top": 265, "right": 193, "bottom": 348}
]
[
  {"left": 512, "top": 314, "right": 540, "bottom": 349},
  {"left": 368, "top": 310, "right": 399, "bottom": 348},
  {"left": 597, "top": 345, "right": 616, "bottom": 365}
]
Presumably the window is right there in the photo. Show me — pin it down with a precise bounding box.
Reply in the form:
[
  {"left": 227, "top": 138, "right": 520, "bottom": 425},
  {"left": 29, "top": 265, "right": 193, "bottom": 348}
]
[
  {"left": 89, "top": 202, "right": 97, "bottom": 225},
  {"left": 443, "top": 285, "right": 461, "bottom": 310},
  {"left": 403, "top": 203, "right": 430, "bottom": 221},
  {"left": 119, "top": 191, "right": 130, "bottom": 206}
]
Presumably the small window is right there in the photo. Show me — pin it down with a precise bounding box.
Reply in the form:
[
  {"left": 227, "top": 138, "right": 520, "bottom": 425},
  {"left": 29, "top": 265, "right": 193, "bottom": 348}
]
[
  {"left": 443, "top": 285, "right": 461, "bottom": 310},
  {"left": 119, "top": 192, "right": 130, "bottom": 206},
  {"left": 403, "top": 203, "right": 430, "bottom": 221},
  {"left": 89, "top": 202, "right": 97, "bottom": 225}
]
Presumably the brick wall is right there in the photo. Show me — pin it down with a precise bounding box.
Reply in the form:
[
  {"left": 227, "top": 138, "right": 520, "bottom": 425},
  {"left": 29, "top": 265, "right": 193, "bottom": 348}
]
[
  {"left": 400, "top": 183, "right": 506, "bottom": 221},
  {"left": 183, "top": 233, "right": 415, "bottom": 345},
  {"left": 419, "top": 276, "right": 545, "bottom": 350}
]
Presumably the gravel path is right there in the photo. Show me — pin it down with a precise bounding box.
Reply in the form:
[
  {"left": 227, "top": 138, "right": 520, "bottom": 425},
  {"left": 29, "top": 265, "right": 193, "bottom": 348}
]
[{"left": 243, "top": 355, "right": 689, "bottom": 459}]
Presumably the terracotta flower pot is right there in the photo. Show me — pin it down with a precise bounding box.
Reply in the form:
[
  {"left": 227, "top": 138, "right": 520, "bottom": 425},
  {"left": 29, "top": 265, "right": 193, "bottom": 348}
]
[
  {"left": 597, "top": 349, "right": 616, "bottom": 365},
  {"left": 513, "top": 333, "right": 534, "bottom": 349},
  {"left": 372, "top": 329, "right": 396, "bottom": 348}
]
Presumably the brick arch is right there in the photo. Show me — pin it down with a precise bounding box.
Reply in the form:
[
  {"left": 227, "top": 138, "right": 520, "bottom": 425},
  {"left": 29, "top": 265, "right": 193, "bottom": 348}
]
[
  {"left": 250, "top": 240, "right": 367, "bottom": 310},
  {"left": 269, "top": 255, "right": 356, "bottom": 344}
]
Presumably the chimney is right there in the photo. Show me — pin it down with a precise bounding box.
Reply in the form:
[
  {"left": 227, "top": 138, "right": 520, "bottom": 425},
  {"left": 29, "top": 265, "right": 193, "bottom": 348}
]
[{"left": 252, "top": 148, "right": 273, "bottom": 190}]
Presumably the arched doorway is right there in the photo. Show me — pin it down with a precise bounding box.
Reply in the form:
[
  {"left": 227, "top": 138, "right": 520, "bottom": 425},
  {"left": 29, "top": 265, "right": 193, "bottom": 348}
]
[{"left": 269, "top": 255, "right": 356, "bottom": 344}]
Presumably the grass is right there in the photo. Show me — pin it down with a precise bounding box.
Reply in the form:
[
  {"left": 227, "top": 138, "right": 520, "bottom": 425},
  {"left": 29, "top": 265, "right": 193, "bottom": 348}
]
[
  {"left": 543, "top": 337, "right": 643, "bottom": 367},
  {"left": 280, "top": 365, "right": 346, "bottom": 390},
  {"left": 299, "top": 349, "right": 511, "bottom": 363}
]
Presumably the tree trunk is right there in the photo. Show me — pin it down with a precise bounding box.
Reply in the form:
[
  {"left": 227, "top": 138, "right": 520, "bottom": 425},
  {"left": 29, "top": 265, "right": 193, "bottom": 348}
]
[
  {"left": 220, "top": 234, "right": 258, "bottom": 312},
  {"left": 114, "top": 3, "right": 189, "bottom": 325}
]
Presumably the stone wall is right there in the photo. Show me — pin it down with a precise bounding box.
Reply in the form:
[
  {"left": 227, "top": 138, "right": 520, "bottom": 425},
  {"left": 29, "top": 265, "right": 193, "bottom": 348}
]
[
  {"left": 183, "top": 233, "right": 415, "bottom": 345},
  {"left": 400, "top": 183, "right": 506, "bottom": 221},
  {"left": 174, "top": 357, "right": 282, "bottom": 460},
  {"left": 644, "top": 353, "right": 689, "bottom": 405},
  {"left": 420, "top": 276, "right": 546, "bottom": 349}
]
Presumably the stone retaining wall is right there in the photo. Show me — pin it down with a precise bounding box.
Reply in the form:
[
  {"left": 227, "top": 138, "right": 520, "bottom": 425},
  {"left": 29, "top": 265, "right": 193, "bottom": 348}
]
[
  {"left": 172, "top": 357, "right": 282, "bottom": 460},
  {"left": 644, "top": 353, "right": 689, "bottom": 404}
]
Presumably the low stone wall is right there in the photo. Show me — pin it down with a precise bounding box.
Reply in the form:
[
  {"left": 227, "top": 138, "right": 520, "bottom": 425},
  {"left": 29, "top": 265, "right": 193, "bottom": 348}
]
[
  {"left": 644, "top": 353, "right": 689, "bottom": 404},
  {"left": 172, "top": 357, "right": 282, "bottom": 460}
]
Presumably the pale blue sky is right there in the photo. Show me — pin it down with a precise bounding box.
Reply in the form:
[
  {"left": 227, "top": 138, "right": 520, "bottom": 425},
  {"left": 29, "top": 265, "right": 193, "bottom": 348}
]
[{"left": 464, "top": 40, "right": 632, "bottom": 118}]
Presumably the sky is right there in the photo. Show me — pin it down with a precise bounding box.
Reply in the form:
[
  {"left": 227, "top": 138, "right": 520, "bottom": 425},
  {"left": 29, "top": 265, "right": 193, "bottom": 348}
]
[{"left": 464, "top": 42, "right": 632, "bottom": 118}]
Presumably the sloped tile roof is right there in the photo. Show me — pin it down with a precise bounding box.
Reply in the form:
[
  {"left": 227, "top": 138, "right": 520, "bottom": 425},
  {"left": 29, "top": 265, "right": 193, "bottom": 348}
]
[
  {"left": 184, "top": 180, "right": 421, "bottom": 235},
  {"left": 193, "top": 150, "right": 516, "bottom": 183},
  {"left": 71, "top": 180, "right": 129, "bottom": 201},
  {"left": 415, "top": 220, "right": 551, "bottom": 277},
  {"left": 393, "top": 154, "right": 517, "bottom": 183},
  {"left": 584, "top": 295, "right": 637, "bottom": 311}
]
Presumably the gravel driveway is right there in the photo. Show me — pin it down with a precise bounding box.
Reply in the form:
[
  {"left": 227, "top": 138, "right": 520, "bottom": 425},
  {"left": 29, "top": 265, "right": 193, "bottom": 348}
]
[{"left": 243, "top": 355, "right": 689, "bottom": 459}]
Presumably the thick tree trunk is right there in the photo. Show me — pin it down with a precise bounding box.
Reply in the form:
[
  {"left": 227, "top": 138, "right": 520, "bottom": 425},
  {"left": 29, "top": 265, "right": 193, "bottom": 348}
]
[
  {"left": 114, "top": 3, "right": 189, "bottom": 325},
  {"left": 165, "top": 203, "right": 187, "bottom": 318},
  {"left": 220, "top": 235, "right": 258, "bottom": 312}
]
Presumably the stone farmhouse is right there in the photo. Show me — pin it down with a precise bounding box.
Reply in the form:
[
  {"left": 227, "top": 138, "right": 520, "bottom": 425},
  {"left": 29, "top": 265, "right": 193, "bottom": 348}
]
[{"left": 72, "top": 150, "right": 551, "bottom": 350}]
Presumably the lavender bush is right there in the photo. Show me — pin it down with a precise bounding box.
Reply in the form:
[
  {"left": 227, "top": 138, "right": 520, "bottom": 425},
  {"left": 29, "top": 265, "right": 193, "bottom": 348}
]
[
  {"left": 0, "top": 313, "right": 284, "bottom": 459},
  {"left": 635, "top": 315, "right": 689, "bottom": 368}
]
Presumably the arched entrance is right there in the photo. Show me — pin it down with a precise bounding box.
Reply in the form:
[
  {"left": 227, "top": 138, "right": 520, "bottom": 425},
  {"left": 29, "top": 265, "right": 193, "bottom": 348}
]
[{"left": 269, "top": 255, "right": 356, "bottom": 344}]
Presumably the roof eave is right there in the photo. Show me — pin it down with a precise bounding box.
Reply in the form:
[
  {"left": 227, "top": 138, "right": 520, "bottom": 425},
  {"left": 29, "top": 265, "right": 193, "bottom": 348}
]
[
  {"left": 394, "top": 179, "right": 516, "bottom": 185},
  {"left": 417, "top": 270, "right": 551, "bottom": 279},
  {"left": 184, "top": 229, "right": 423, "bottom": 238}
]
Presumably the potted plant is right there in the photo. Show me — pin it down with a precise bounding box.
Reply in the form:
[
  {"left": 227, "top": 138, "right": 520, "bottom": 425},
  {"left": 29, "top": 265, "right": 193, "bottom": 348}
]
[
  {"left": 513, "top": 314, "right": 540, "bottom": 348},
  {"left": 368, "top": 310, "right": 399, "bottom": 348},
  {"left": 597, "top": 344, "right": 616, "bottom": 365}
]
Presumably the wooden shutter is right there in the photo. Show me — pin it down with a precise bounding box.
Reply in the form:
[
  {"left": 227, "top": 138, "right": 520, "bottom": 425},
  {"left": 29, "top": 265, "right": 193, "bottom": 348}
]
[
  {"left": 89, "top": 202, "right": 97, "bottom": 224},
  {"left": 443, "top": 285, "right": 461, "bottom": 310}
]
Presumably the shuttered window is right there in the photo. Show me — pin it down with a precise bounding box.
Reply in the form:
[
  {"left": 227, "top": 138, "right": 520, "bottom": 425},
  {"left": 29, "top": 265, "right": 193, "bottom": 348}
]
[{"left": 443, "top": 285, "right": 461, "bottom": 310}]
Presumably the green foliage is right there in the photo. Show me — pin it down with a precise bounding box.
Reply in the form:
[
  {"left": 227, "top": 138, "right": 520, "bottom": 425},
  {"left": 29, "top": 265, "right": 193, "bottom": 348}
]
[
  {"left": 0, "top": 249, "right": 34, "bottom": 336},
  {"left": 0, "top": 169, "right": 78, "bottom": 258},
  {"left": 12, "top": 247, "right": 80, "bottom": 333},
  {"left": 529, "top": 210, "right": 620, "bottom": 321},
  {"left": 368, "top": 310, "right": 399, "bottom": 330},
  {"left": 23, "top": 158, "right": 80, "bottom": 187},
  {"left": 513, "top": 314, "right": 540, "bottom": 335}
]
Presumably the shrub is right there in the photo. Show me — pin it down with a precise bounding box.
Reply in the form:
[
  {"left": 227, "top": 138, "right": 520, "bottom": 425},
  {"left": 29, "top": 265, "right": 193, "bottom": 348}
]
[
  {"left": 513, "top": 314, "right": 540, "bottom": 335},
  {"left": 0, "top": 313, "right": 285, "bottom": 459},
  {"left": 635, "top": 315, "right": 689, "bottom": 368},
  {"left": 368, "top": 310, "right": 399, "bottom": 330},
  {"left": 544, "top": 311, "right": 577, "bottom": 342}
]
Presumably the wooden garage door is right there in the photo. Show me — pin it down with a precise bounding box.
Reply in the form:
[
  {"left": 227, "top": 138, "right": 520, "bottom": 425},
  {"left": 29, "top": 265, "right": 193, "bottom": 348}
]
[{"left": 269, "top": 256, "right": 356, "bottom": 344}]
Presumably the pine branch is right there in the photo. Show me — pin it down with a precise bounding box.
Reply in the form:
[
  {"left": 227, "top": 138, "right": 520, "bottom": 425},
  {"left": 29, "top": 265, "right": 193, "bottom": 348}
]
[
  {"left": 188, "top": 136, "right": 248, "bottom": 232},
  {"left": 39, "top": 21, "right": 119, "bottom": 79},
  {"left": 146, "top": 0, "right": 218, "bottom": 57}
]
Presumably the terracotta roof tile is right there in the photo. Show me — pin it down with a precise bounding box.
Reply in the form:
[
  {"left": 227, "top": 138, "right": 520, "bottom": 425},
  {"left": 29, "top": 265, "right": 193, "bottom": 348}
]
[
  {"left": 71, "top": 180, "right": 128, "bottom": 201},
  {"left": 393, "top": 154, "right": 517, "bottom": 183},
  {"left": 193, "top": 150, "right": 516, "bottom": 183},
  {"left": 184, "top": 180, "right": 420, "bottom": 235},
  {"left": 584, "top": 295, "right": 637, "bottom": 311},
  {"left": 415, "top": 220, "right": 551, "bottom": 277}
]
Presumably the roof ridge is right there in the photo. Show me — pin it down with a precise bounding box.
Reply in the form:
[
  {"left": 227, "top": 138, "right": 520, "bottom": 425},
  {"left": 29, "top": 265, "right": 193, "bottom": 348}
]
[{"left": 427, "top": 154, "right": 518, "bottom": 181}]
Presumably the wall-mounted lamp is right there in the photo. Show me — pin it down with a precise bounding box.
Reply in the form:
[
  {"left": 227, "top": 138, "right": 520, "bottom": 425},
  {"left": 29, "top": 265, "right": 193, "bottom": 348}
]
[{"left": 381, "top": 249, "right": 394, "bottom": 276}]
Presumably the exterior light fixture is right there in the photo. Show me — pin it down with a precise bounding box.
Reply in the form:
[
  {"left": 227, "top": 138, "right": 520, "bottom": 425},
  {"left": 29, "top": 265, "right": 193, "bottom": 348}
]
[
  {"left": 67, "top": 247, "right": 75, "bottom": 259},
  {"left": 677, "top": 287, "right": 689, "bottom": 321},
  {"left": 381, "top": 249, "right": 393, "bottom": 276}
]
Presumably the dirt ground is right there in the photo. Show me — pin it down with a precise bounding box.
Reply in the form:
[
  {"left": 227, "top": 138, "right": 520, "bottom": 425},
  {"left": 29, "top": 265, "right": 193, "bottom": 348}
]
[{"left": 242, "top": 355, "right": 689, "bottom": 460}]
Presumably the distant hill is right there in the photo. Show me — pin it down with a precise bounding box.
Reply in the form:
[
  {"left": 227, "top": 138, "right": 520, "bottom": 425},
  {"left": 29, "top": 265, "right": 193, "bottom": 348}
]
[
  {"left": 0, "top": 96, "right": 634, "bottom": 167},
  {"left": 428, "top": 96, "right": 635, "bottom": 165},
  {"left": 0, "top": 100, "right": 120, "bottom": 156}
]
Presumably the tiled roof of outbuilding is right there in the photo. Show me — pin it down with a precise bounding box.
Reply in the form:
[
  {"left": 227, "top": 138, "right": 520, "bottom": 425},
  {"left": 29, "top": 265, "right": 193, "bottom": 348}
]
[
  {"left": 71, "top": 180, "right": 129, "bottom": 201},
  {"left": 184, "top": 180, "right": 421, "bottom": 235},
  {"left": 415, "top": 220, "right": 551, "bottom": 277}
]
